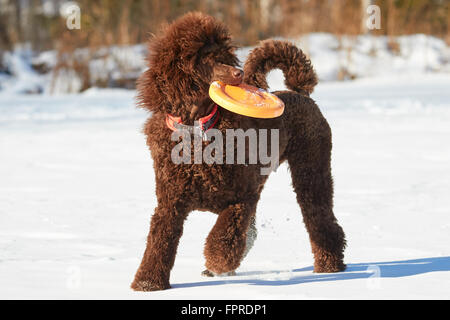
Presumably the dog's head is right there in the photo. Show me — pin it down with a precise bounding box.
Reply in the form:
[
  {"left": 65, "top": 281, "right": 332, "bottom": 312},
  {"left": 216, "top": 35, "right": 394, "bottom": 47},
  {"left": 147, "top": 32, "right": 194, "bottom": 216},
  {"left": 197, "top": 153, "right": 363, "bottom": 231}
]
[{"left": 138, "top": 12, "right": 243, "bottom": 121}]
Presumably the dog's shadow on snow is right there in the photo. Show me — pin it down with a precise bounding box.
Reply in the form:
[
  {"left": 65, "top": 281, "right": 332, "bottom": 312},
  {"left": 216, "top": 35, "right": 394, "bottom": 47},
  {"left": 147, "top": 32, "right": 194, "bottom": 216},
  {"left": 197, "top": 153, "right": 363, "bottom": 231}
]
[{"left": 172, "top": 256, "right": 450, "bottom": 289}]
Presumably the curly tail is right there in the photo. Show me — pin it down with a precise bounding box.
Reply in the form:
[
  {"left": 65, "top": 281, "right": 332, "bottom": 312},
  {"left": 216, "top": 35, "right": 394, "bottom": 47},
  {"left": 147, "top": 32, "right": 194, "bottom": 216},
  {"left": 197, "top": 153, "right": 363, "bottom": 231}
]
[{"left": 243, "top": 40, "right": 318, "bottom": 95}]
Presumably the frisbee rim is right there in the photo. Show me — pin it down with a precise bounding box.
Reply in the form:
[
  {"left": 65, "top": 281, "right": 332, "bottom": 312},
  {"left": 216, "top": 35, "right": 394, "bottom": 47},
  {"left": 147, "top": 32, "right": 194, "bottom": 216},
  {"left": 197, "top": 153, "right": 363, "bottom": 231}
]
[{"left": 209, "top": 81, "right": 285, "bottom": 119}]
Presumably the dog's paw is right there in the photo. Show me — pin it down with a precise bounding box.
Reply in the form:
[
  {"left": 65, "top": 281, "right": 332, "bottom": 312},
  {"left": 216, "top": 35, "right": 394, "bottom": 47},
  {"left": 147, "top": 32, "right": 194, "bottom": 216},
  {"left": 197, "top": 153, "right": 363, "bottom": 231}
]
[
  {"left": 131, "top": 280, "right": 170, "bottom": 292},
  {"left": 201, "top": 269, "right": 236, "bottom": 277},
  {"left": 201, "top": 269, "right": 215, "bottom": 277},
  {"left": 313, "top": 262, "right": 346, "bottom": 273}
]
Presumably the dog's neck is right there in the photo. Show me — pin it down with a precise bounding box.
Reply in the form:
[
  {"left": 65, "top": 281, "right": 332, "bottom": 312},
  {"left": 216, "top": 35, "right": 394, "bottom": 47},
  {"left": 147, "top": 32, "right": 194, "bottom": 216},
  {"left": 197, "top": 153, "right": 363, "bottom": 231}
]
[
  {"left": 177, "top": 99, "right": 216, "bottom": 125},
  {"left": 166, "top": 102, "right": 219, "bottom": 138}
]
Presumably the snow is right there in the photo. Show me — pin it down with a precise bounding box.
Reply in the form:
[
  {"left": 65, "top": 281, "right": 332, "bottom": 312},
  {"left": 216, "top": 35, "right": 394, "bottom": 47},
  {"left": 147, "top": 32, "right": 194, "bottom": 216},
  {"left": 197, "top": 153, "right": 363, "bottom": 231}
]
[
  {"left": 1, "top": 34, "right": 450, "bottom": 299},
  {"left": 1, "top": 73, "right": 449, "bottom": 299},
  {"left": 0, "top": 44, "right": 147, "bottom": 94},
  {"left": 296, "top": 33, "right": 450, "bottom": 80},
  {"left": 0, "top": 47, "right": 46, "bottom": 94}
]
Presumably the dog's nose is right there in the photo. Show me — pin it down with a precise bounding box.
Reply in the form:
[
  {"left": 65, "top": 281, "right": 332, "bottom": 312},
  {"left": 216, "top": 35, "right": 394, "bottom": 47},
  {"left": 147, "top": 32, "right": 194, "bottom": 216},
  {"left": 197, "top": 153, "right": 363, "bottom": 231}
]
[{"left": 233, "top": 69, "right": 243, "bottom": 79}]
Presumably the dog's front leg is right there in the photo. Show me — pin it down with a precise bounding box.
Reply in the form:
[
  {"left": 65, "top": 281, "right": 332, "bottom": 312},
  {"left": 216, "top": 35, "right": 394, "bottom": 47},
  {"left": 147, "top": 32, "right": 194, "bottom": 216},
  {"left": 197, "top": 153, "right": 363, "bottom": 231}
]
[
  {"left": 204, "top": 202, "right": 257, "bottom": 275},
  {"left": 131, "top": 204, "right": 188, "bottom": 291}
]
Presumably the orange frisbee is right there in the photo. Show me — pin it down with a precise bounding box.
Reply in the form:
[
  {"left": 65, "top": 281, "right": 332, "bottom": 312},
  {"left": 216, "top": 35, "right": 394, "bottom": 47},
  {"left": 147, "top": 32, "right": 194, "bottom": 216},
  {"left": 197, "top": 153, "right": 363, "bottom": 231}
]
[{"left": 209, "top": 81, "right": 285, "bottom": 119}]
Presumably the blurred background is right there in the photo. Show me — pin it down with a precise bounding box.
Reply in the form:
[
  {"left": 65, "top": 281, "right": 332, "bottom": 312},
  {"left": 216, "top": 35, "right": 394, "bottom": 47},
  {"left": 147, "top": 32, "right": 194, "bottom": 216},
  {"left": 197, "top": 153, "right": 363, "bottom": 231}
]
[
  {"left": 0, "top": 0, "right": 449, "bottom": 93},
  {"left": 1, "top": 0, "right": 449, "bottom": 49}
]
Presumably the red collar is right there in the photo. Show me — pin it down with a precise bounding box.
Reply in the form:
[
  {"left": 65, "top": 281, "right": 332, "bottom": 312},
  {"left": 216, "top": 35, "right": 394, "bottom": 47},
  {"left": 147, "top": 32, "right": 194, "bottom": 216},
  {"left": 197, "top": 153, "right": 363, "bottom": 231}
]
[{"left": 166, "top": 105, "right": 220, "bottom": 134}]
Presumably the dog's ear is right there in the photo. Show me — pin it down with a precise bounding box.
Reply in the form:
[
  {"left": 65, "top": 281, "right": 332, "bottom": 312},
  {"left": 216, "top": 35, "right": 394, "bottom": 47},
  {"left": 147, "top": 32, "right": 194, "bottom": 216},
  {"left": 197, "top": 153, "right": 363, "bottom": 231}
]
[{"left": 136, "top": 68, "right": 169, "bottom": 113}]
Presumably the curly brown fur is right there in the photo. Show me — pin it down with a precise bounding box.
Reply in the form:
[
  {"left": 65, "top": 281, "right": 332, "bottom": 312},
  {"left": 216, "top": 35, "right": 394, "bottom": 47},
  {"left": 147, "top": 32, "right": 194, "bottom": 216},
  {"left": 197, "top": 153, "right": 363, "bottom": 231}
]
[
  {"left": 244, "top": 39, "right": 318, "bottom": 95},
  {"left": 131, "top": 12, "right": 346, "bottom": 292}
]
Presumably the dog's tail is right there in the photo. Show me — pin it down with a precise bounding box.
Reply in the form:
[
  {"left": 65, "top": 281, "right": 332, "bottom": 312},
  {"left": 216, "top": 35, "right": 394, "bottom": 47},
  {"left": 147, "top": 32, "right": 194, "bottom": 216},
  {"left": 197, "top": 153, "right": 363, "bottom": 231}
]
[{"left": 243, "top": 40, "right": 318, "bottom": 95}]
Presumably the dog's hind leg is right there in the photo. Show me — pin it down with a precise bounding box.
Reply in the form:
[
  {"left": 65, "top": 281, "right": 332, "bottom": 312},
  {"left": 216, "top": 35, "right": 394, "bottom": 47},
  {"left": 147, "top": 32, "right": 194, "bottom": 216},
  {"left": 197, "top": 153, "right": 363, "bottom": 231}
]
[
  {"left": 131, "top": 202, "right": 189, "bottom": 291},
  {"left": 203, "top": 201, "right": 257, "bottom": 275},
  {"left": 287, "top": 121, "right": 346, "bottom": 273}
]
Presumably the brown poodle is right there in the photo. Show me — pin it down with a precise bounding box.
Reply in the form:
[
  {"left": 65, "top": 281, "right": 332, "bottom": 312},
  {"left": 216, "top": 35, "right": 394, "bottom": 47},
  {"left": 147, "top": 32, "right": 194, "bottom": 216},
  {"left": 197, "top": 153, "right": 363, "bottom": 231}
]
[{"left": 131, "top": 12, "right": 346, "bottom": 291}]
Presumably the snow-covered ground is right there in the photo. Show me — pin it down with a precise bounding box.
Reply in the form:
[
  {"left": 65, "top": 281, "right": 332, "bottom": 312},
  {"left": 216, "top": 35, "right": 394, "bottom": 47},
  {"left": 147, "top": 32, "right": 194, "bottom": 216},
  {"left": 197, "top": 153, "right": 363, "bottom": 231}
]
[{"left": 1, "top": 70, "right": 449, "bottom": 299}]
